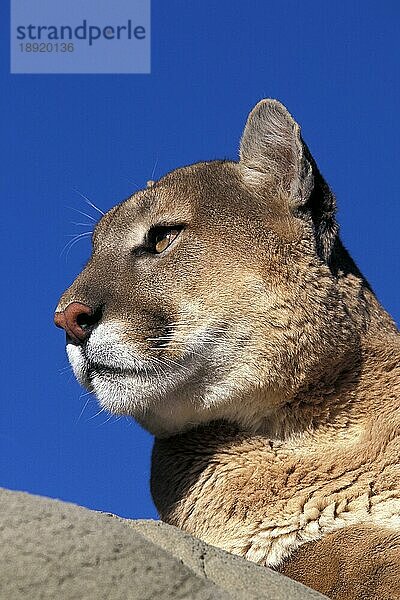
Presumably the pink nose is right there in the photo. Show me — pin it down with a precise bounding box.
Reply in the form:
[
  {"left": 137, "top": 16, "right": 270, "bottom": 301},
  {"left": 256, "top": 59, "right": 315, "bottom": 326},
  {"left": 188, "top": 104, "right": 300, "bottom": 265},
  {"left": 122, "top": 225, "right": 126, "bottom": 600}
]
[{"left": 54, "top": 302, "right": 95, "bottom": 343}]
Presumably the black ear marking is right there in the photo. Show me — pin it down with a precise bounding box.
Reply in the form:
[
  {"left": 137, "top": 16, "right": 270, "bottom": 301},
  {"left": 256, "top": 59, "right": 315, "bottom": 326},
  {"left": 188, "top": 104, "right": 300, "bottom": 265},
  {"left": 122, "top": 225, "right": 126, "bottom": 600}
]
[{"left": 299, "top": 142, "right": 338, "bottom": 264}]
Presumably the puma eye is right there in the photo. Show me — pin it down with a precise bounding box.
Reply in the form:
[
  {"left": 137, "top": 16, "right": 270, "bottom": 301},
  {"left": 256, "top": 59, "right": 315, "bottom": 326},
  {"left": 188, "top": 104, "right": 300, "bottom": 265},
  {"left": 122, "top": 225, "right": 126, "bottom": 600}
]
[{"left": 146, "top": 225, "right": 183, "bottom": 255}]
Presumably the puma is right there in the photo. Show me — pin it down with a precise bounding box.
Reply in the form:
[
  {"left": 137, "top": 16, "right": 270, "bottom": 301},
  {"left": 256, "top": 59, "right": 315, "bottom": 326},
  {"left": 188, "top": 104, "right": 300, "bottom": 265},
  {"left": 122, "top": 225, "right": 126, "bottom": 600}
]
[{"left": 55, "top": 100, "right": 400, "bottom": 599}]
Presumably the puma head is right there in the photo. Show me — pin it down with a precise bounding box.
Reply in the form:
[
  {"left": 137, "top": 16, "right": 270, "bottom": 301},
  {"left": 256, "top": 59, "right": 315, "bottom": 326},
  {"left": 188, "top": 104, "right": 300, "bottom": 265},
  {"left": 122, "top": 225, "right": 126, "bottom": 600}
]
[{"left": 55, "top": 99, "right": 362, "bottom": 437}]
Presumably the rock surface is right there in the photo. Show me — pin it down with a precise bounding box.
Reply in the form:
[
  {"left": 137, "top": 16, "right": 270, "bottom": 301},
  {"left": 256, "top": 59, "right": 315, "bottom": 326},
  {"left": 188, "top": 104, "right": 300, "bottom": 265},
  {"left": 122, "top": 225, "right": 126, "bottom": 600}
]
[{"left": 0, "top": 487, "right": 327, "bottom": 599}]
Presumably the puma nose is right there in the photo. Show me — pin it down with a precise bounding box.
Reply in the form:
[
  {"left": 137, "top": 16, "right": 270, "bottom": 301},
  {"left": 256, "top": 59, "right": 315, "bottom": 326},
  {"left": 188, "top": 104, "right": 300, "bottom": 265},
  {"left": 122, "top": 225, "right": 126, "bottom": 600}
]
[{"left": 54, "top": 302, "right": 100, "bottom": 344}]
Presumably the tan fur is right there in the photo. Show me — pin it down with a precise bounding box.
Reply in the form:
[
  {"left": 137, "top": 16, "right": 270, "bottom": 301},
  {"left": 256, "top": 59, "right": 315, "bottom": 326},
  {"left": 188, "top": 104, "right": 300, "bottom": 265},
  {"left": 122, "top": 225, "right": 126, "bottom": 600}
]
[
  {"left": 56, "top": 100, "right": 400, "bottom": 599},
  {"left": 278, "top": 524, "right": 400, "bottom": 599}
]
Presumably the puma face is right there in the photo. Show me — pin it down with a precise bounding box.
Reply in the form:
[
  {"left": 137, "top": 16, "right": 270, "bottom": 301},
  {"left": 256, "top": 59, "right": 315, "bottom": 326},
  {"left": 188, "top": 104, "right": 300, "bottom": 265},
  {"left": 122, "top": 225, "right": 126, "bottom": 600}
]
[{"left": 55, "top": 100, "right": 357, "bottom": 436}]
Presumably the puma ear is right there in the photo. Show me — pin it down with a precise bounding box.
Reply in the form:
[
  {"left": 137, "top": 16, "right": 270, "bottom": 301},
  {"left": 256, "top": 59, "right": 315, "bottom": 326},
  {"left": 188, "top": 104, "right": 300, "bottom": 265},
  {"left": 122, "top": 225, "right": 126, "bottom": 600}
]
[
  {"left": 239, "top": 99, "right": 313, "bottom": 205},
  {"left": 240, "top": 99, "right": 338, "bottom": 263}
]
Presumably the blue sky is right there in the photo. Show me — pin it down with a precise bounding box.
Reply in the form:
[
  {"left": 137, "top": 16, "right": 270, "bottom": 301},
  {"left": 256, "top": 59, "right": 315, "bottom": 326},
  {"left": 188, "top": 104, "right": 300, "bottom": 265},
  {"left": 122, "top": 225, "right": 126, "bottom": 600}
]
[{"left": 1, "top": 1, "right": 399, "bottom": 519}]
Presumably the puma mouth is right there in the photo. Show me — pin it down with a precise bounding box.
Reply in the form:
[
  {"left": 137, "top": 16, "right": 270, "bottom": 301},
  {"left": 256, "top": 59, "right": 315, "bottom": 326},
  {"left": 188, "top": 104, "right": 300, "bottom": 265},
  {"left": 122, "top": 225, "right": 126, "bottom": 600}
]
[
  {"left": 66, "top": 336, "right": 199, "bottom": 389},
  {"left": 87, "top": 362, "right": 160, "bottom": 379},
  {"left": 64, "top": 319, "right": 236, "bottom": 431}
]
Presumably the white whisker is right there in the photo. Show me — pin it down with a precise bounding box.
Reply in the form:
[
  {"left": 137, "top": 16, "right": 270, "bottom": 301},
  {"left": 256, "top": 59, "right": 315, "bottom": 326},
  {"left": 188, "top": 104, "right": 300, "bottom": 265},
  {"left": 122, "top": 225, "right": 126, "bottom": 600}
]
[
  {"left": 150, "top": 158, "right": 159, "bottom": 181},
  {"left": 122, "top": 175, "right": 141, "bottom": 190},
  {"left": 73, "top": 188, "right": 105, "bottom": 216},
  {"left": 157, "top": 356, "right": 191, "bottom": 372},
  {"left": 76, "top": 394, "right": 93, "bottom": 423},
  {"left": 65, "top": 231, "right": 93, "bottom": 238},
  {"left": 96, "top": 413, "right": 115, "bottom": 427},
  {"left": 89, "top": 406, "right": 107, "bottom": 420},
  {"left": 71, "top": 221, "right": 95, "bottom": 228},
  {"left": 148, "top": 357, "right": 169, "bottom": 378},
  {"left": 67, "top": 206, "right": 97, "bottom": 222},
  {"left": 60, "top": 232, "right": 92, "bottom": 260}
]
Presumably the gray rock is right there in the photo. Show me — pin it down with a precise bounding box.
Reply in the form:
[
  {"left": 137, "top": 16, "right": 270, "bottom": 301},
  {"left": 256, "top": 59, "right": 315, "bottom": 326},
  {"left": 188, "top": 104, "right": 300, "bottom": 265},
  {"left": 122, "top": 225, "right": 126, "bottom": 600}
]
[{"left": 0, "top": 487, "right": 327, "bottom": 600}]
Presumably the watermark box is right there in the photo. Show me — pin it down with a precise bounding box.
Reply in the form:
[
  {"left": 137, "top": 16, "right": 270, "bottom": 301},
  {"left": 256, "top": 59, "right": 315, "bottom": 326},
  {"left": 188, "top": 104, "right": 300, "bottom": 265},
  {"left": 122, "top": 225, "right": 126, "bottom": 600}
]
[{"left": 10, "top": 0, "right": 151, "bottom": 74}]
